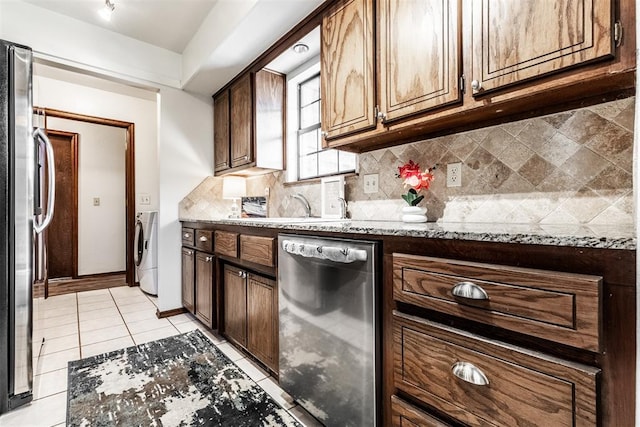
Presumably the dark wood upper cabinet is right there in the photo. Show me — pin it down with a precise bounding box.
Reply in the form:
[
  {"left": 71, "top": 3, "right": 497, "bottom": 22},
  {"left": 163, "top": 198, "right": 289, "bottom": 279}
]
[
  {"left": 213, "top": 69, "right": 285, "bottom": 176},
  {"left": 230, "top": 73, "right": 253, "bottom": 168},
  {"left": 213, "top": 91, "right": 230, "bottom": 173},
  {"left": 378, "top": 0, "right": 461, "bottom": 122},
  {"left": 321, "top": 0, "right": 376, "bottom": 141},
  {"left": 470, "top": 0, "right": 614, "bottom": 95},
  {"left": 316, "top": 0, "right": 631, "bottom": 151}
]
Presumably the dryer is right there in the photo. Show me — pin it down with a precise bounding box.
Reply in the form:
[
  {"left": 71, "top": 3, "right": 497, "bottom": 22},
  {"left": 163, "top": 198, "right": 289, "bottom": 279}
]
[{"left": 134, "top": 211, "right": 158, "bottom": 295}]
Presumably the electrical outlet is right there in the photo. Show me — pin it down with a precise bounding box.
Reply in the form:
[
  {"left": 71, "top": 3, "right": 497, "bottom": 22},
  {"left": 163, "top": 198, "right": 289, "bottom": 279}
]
[
  {"left": 140, "top": 194, "right": 151, "bottom": 205},
  {"left": 93, "top": 197, "right": 100, "bottom": 206},
  {"left": 364, "top": 173, "right": 379, "bottom": 194},
  {"left": 447, "top": 162, "right": 462, "bottom": 187}
]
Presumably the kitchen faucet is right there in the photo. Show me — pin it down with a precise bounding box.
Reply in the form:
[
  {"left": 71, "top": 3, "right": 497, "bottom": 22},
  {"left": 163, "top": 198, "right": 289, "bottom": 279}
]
[
  {"left": 291, "top": 193, "right": 311, "bottom": 217},
  {"left": 338, "top": 197, "right": 348, "bottom": 219}
]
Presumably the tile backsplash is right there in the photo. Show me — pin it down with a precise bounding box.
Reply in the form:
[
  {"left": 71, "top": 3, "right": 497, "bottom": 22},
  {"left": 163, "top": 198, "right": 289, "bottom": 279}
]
[{"left": 180, "top": 96, "right": 634, "bottom": 226}]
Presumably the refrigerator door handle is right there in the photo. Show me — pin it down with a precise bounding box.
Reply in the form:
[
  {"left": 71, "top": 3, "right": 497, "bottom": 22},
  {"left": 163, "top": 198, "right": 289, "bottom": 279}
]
[{"left": 33, "top": 128, "right": 55, "bottom": 234}]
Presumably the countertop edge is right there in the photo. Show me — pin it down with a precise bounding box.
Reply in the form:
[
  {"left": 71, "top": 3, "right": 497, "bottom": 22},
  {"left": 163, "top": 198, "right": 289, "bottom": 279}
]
[{"left": 179, "top": 218, "right": 636, "bottom": 251}]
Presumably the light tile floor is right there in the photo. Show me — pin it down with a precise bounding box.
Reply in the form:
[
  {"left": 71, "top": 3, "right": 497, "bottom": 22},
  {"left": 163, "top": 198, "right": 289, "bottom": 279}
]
[{"left": 0, "top": 286, "right": 322, "bottom": 427}]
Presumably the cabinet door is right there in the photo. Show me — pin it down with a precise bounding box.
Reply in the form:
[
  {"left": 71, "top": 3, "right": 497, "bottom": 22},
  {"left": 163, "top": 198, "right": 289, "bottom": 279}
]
[
  {"left": 214, "top": 91, "right": 230, "bottom": 173},
  {"left": 254, "top": 69, "right": 285, "bottom": 170},
  {"left": 378, "top": 0, "right": 461, "bottom": 122},
  {"left": 321, "top": 0, "right": 376, "bottom": 140},
  {"left": 181, "top": 248, "right": 195, "bottom": 313},
  {"left": 230, "top": 74, "right": 253, "bottom": 167},
  {"left": 471, "top": 0, "right": 613, "bottom": 95},
  {"left": 224, "top": 265, "right": 247, "bottom": 346},
  {"left": 247, "top": 274, "right": 278, "bottom": 372},
  {"left": 195, "top": 252, "right": 214, "bottom": 328}
]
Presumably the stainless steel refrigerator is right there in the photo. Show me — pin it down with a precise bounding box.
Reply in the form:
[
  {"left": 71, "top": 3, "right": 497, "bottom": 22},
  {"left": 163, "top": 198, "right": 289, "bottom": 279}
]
[{"left": 0, "top": 39, "right": 55, "bottom": 415}]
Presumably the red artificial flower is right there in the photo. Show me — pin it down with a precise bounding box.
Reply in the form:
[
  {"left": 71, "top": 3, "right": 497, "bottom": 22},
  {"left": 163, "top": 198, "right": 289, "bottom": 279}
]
[{"left": 397, "top": 160, "right": 437, "bottom": 206}]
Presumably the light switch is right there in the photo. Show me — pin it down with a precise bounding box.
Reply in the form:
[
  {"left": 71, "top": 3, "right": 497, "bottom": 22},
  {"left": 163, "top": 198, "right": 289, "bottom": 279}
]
[
  {"left": 93, "top": 197, "right": 100, "bottom": 206},
  {"left": 140, "top": 194, "right": 151, "bottom": 205},
  {"left": 364, "top": 174, "right": 379, "bottom": 194}
]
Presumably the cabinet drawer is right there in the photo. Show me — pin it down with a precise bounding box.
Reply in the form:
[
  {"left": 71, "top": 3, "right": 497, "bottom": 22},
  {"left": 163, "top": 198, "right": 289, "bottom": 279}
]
[
  {"left": 391, "top": 395, "right": 452, "bottom": 427},
  {"left": 240, "top": 235, "right": 275, "bottom": 267},
  {"left": 215, "top": 231, "right": 238, "bottom": 257},
  {"left": 393, "top": 254, "right": 602, "bottom": 351},
  {"left": 182, "top": 228, "right": 195, "bottom": 246},
  {"left": 393, "top": 312, "right": 599, "bottom": 427},
  {"left": 195, "top": 230, "right": 213, "bottom": 253}
]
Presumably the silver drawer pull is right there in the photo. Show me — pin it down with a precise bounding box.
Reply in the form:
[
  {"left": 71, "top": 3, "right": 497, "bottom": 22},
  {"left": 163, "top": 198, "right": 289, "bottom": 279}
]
[
  {"left": 184, "top": 250, "right": 192, "bottom": 255},
  {"left": 452, "top": 362, "right": 489, "bottom": 386},
  {"left": 184, "top": 233, "right": 191, "bottom": 238},
  {"left": 452, "top": 281, "right": 489, "bottom": 300},
  {"left": 199, "top": 236, "right": 208, "bottom": 242},
  {"left": 205, "top": 256, "right": 213, "bottom": 262}
]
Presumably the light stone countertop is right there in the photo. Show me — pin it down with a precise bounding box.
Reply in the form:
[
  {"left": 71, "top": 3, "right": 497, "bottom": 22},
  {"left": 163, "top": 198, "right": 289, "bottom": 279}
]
[{"left": 180, "top": 218, "right": 636, "bottom": 250}]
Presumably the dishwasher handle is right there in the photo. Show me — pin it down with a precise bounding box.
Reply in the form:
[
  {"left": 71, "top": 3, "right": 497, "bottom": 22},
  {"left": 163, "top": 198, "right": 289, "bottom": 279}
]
[{"left": 281, "top": 239, "right": 368, "bottom": 263}]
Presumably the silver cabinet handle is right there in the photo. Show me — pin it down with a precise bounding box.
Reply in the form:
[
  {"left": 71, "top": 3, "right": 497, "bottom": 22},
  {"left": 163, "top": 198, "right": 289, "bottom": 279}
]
[
  {"left": 205, "top": 256, "right": 213, "bottom": 262},
  {"left": 471, "top": 79, "right": 482, "bottom": 93},
  {"left": 184, "top": 250, "right": 193, "bottom": 255},
  {"left": 237, "top": 271, "right": 247, "bottom": 278},
  {"left": 452, "top": 362, "right": 489, "bottom": 386},
  {"left": 184, "top": 233, "right": 191, "bottom": 238},
  {"left": 199, "top": 235, "right": 208, "bottom": 242},
  {"left": 452, "top": 281, "right": 489, "bottom": 300}
]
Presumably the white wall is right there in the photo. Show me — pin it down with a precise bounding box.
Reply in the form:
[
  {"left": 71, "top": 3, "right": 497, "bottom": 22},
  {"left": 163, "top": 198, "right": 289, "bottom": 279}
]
[
  {"left": 157, "top": 87, "right": 213, "bottom": 312},
  {"left": 33, "top": 64, "right": 159, "bottom": 212},
  {"left": 47, "top": 118, "right": 126, "bottom": 275}
]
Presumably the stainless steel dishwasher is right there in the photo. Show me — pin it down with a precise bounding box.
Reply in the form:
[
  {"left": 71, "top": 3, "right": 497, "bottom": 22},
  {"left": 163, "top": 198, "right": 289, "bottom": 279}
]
[{"left": 278, "top": 234, "right": 378, "bottom": 427}]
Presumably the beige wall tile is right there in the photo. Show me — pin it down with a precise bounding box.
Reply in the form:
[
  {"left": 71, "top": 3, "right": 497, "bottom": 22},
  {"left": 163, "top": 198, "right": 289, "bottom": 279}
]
[{"left": 180, "top": 97, "right": 635, "bottom": 226}]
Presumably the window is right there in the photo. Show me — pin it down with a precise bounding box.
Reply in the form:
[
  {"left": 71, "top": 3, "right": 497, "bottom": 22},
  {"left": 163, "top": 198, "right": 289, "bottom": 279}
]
[{"left": 296, "top": 73, "right": 356, "bottom": 180}]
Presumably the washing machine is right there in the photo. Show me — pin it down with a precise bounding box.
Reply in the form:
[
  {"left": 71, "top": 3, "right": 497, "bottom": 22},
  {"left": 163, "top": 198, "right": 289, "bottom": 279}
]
[{"left": 134, "top": 211, "right": 158, "bottom": 295}]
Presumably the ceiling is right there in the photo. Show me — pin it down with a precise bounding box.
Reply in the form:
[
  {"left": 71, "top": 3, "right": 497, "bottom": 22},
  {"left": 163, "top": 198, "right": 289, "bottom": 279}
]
[
  {"left": 21, "top": 0, "right": 324, "bottom": 94},
  {"left": 23, "top": 0, "right": 218, "bottom": 53}
]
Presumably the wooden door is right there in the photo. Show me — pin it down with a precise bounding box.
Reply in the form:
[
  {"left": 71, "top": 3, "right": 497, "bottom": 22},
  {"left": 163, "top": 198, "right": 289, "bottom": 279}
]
[
  {"left": 321, "top": 0, "right": 376, "bottom": 141},
  {"left": 471, "top": 0, "right": 614, "bottom": 95},
  {"left": 378, "top": 0, "right": 461, "bottom": 122},
  {"left": 247, "top": 274, "right": 278, "bottom": 372},
  {"left": 195, "top": 252, "right": 215, "bottom": 328},
  {"left": 181, "top": 248, "right": 195, "bottom": 313},
  {"left": 230, "top": 74, "right": 253, "bottom": 168},
  {"left": 46, "top": 130, "right": 78, "bottom": 279},
  {"left": 214, "top": 90, "right": 230, "bottom": 173},
  {"left": 224, "top": 265, "right": 247, "bottom": 346}
]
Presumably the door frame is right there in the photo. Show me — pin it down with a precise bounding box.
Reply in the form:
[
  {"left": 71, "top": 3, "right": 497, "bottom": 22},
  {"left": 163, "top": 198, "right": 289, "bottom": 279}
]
[
  {"left": 41, "top": 108, "right": 136, "bottom": 286},
  {"left": 45, "top": 129, "right": 79, "bottom": 279}
]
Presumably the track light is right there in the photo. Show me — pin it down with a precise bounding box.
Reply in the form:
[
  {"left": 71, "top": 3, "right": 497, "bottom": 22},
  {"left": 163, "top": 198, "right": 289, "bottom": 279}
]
[{"left": 98, "top": 0, "right": 115, "bottom": 21}]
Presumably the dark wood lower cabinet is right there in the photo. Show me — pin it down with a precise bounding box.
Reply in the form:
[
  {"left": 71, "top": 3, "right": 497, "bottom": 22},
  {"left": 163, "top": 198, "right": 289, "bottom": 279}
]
[
  {"left": 181, "top": 247, "right": 195, "bottom": 313},
  {"left": 223, "top": 264, "right": 278, "bottom": 373},
  {"left": 247, "top": 274, "right": 278, "bottom": 372},
  {"left": 224, "top": 265, "right": 248, "bottom": 347},
  {"left": 195, "top": 252, "right": 215, "bottom": 328}
]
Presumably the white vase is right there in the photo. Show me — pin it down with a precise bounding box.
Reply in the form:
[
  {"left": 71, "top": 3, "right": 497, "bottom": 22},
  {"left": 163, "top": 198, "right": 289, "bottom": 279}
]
[{"left": 401, "top": 206, "right": 427, "bottom": 223}]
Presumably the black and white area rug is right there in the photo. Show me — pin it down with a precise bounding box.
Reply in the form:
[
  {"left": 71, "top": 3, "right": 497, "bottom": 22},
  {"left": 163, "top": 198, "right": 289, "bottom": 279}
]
[{"left": 67, "top": 330, "right": 302, "bottom": 426}]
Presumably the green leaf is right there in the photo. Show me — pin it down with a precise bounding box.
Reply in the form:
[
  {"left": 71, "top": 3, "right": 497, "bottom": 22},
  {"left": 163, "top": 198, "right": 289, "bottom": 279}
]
[{"left": 411, "top": 195, "right": 424, "bottom": 206}]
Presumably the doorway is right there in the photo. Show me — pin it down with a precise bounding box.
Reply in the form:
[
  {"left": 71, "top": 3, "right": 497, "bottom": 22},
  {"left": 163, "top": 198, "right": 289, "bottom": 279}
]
[
  {"left": 40, "top": 108, "right": 136, "bottom": 293},
  {"left": 46, "top": 130, "right": 78, "bottom": 279}
]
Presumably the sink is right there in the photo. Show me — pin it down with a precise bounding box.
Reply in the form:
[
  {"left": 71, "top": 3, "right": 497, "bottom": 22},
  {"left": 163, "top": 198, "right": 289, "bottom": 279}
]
[{"left": 236, "top": 217, "right": 350, "bottom": 224}]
